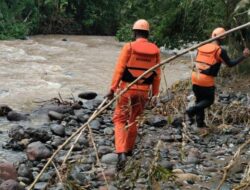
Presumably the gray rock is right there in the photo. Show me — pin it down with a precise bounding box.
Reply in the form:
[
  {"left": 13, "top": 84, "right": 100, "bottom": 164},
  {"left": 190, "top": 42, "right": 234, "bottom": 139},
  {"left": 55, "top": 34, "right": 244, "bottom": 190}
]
[
  {"left": 50, "top": 124, "right": 65, "bottom": 137},
  {"left": 103, "top": 127, "right": 114, "bottom": 135},
  {"left": 26, "top": 141, "right": 52, "bottom": 161},
  {"left": 34, "top": 182, "right": 48, "bottom": 190},
  {"left": 90, "top": 120, "right": 101, "bottom": 130},
  {"left": 146, "top": 115, "right": 167, "bottom": 127},
  {"left": 48, "top": 111, "right": 63, "bottom": 121},
  {"left": 71, "top": 102, "right": 82, "bottom": 110},
  {"left": 0, "top": 105, "right": 12, "bottom": 116},
  {"left": 185, "top": 148, "right": 201, "bottom": 164},
  {"left": 98, "top": 146, "right": 113, "bottom": 157},
  {"left": 51, "top": 136, "right": 64, "bottom": 148},
  {"left": 68, "top": 119, "right": 78, "bottom": 127},
  {"left": 8, "top": 125, "right": 26, "bottom": 141},
  {"left": 17, "top": 164, "right": 33, "bottom": 182},
  {"left": 101, "top": 153, "right": 118, "bottom": 164},
  {"left": 0, "top": 162, "right": 17, "bottom": 181},
  {"left": 69, "top": 166, "right": 87, "bottom": 186},
  {"left": 82, "top": 99, "right": 103, "bottom": 110},
  {"left": 7, "top": 111, "right": 28, "bottom": 121},
  {"left": 17, "top": 176, "right": 31, "bottom": 185},
  {"left": 78, "top": 92, "right": 97, "bottom": 100},
  {"left": 39, "top": 171, "right": 55, "bottom": 182},
  {"left": 0, "top": 179, "right": 24, "bottom": 190}
]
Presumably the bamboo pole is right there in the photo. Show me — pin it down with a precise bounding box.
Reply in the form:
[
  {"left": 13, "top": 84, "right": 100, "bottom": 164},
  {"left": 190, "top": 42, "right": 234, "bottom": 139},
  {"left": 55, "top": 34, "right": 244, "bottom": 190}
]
[{"left": 28, "top": 22, "right": 250, "bottom": 190}]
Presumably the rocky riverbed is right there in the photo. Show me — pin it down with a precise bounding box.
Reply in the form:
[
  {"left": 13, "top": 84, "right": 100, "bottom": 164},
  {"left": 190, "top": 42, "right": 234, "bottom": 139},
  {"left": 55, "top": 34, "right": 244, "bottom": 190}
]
[{"left": 0, "top": 81, "right": 249, "bottom": 190}]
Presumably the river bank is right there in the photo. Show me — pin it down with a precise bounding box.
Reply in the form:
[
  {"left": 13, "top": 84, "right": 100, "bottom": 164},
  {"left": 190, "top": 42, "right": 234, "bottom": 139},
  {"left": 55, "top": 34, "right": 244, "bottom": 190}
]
[{"left": 0, "top": 75, "right": 249, "bottom": 189}]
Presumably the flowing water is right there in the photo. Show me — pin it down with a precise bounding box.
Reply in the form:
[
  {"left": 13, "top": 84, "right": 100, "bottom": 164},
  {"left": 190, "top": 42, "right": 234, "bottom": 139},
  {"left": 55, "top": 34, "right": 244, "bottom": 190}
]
[{"left": 0, "top": 35, "right": 191, "bottom": 162}]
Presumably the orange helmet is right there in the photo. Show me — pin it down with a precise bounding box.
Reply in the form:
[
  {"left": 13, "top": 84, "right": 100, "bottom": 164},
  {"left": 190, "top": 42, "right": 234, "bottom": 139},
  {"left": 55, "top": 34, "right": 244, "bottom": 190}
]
[
  {"left": 211, "top": 27, "right": 226, "bottom": 39},
  {"left": 132, "top": 19, "right": 150, "bottom": 31}
]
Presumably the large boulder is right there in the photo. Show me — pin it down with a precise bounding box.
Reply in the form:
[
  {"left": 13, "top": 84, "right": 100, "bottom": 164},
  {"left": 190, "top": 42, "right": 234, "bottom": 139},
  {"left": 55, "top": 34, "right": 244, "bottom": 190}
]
[
  {"left": 26, "top": 141, "right": 52, "bottom": 161},
  {"left": 0, "top": 162, "right": 17, "bottom": 181},
  {"left": 78, "top": 92, "right": 97, "bottom": 100},
  {"left": 7, "top": 111, "right": 28, "bottom": 121},
  {"left": 0, "top": 179, "right": 24, "bottom": 190},
  {"left": 0, "top": 105, "right": 12, "bottom": 116}
]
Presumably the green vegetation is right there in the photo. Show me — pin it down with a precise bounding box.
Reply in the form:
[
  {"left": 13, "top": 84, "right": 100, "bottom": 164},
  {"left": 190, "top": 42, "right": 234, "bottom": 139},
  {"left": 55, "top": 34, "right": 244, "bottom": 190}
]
[{"left": 0, "top": 0, "right": 249, "bottom": 49}]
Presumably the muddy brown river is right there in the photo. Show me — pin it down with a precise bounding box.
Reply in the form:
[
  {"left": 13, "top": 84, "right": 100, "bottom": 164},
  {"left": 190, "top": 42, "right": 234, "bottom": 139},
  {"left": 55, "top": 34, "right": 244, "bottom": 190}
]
[{"left": 0, "top": 35, "right": 191, "bottom": 111}]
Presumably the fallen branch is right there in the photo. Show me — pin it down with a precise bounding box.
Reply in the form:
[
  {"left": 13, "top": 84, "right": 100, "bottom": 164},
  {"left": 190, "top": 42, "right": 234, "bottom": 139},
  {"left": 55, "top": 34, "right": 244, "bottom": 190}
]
[
  {"left": 28, "top": 22, "right": 250, "bottom": 190},
  {"left": 216, "top": 138, "right": 250, "bottom": 190}
]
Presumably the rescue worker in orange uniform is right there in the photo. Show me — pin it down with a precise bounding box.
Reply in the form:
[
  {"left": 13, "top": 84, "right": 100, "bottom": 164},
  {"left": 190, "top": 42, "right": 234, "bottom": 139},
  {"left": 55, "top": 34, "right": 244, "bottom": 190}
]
[
  {"left": 105, "top": 19, "right": 161, "bottom": 170},
  {"left": 186, "top": 27, "right": 249, "bottom": 128}
]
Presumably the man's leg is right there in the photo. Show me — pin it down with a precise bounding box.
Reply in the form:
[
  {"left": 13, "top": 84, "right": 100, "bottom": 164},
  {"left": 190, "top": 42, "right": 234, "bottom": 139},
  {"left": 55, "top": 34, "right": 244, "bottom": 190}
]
[
  {"left": 113, "top": 92, "right": 131, "bottom": 170},
  {"left": 126, "top": 92, "right": 147, "bottom": 153},
  {"left": 193, "top": 85, "right": 215, "bottom": 127}
]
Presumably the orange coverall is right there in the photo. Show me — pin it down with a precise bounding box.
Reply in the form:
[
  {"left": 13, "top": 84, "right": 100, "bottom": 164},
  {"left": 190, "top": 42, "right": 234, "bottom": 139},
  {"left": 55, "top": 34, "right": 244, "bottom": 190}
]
[{"left": 110, "top": 38, "right": 161, "bottom": 153}]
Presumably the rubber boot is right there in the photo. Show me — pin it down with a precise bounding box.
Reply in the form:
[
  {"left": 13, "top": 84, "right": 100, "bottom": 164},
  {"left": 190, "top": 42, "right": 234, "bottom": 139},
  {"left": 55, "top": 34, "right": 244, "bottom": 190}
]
[
  {"left": 117, "top": 153, "right": 127, "bottom": 171},
  {"left": 186, "top": 108, "right": 195, "bottom": 125}
]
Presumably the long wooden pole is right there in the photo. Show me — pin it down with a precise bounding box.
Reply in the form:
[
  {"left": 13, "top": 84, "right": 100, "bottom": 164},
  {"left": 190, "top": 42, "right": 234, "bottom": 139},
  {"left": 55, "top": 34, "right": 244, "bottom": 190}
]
[{"left": 28, "top": 22, "right": 250, "bottom": 190}]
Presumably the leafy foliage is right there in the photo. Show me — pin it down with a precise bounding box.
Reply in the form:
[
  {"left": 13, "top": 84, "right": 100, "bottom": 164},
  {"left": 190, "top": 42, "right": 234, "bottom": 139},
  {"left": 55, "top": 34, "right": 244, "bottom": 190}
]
[{"left": 0, "top": 0, "right": 249, "bottom": 50}]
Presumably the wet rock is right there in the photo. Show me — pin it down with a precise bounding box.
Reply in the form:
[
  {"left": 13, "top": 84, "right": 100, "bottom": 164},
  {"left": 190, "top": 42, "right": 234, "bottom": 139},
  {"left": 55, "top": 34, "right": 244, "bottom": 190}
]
[
  {"left": 51, "top": 136, "right": 64, "bottom": 148},
  {"left": 90, "top": 120, "right": 101, "bottom": 130},
  {"left": 34, "top": 182, "right": 48, "bottom": 190},
  {"left": 50, "top": 124, "right": 65, "bottom": 137},
  {"left": 26, "top": 141, "right": 52, "bottom": 161},
  {"left": 97, "top": 168, "right": 116, "bottom": 181},
  {"left": 48, "top": 111, "right": 63, "bottom": 121},
  {"left": 185, "top": 148, "right": 201, "bottom": 164},
  {"left": 0, "top": 162, "right": 17, "bottom": 181},
  {"left": 98, "top": 146, "right": 113, "bottom": 157},
  {"left": 0, "top": 105, "right": 12, "bottom": 116},
  {"left": 101, "top": 153, "right": 118, "bottom": 164},
  {"left": 103, "top": 127, "right": 113, "bottom": 135},
  {"left": 17, "top": 164, "right": 33, "bottom": 182},
  {"left": 69, "top": 166, "right": 87, "bottom": 186},
  {"left": 8, "top": 126, "right": 26, "bottom": 141},
  {"left": 146, "top": 115, "right": 167, "bottom": 127},
  {"left": 71, "top": 102, "right": 83, "bottom": 110},
  {"left": 171, "top": 117, "right": 183, "bottom": 128},
  {"left": 78, "top": 92, "right": 97, "bottom": 100},
  {"left": 7, "top": 111, "right": 28, "bottom": 121},
  {"left": 18, "top": 176, "right": 31, "bottom": 185},
  {"left": 25, "top": 128, "right": 51, "bottom": 143},
  {"left": 39, "top": 171, "right": 55, "bottom": 182},
  {"left": 83, "top": 99, "right": 103, "bottom": 110},
  {"left": 41, "top": 104, "right": 73, "bottom": 115},
  {"left": 0, "top": 179, "right": 24, "bottom": 190}
]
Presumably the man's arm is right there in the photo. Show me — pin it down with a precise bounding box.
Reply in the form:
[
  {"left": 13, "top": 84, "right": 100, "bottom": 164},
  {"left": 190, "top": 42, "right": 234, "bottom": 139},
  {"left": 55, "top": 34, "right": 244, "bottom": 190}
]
[
  {"left": 152, "top": 52, "right": 161, "bottom": 96},
  {"left": 110, "top": 43, "right": 131, "bottom": 93},
  {"left": 220, "top": 48, "right": 249, "bottom": 67}
]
